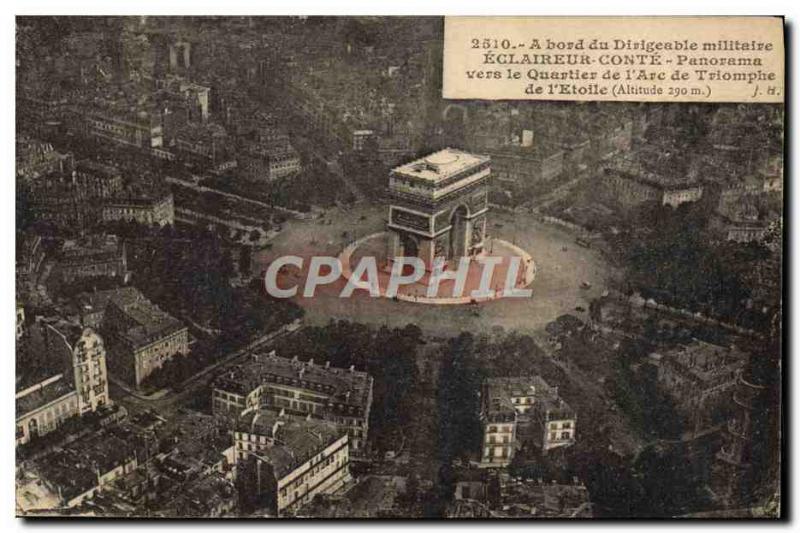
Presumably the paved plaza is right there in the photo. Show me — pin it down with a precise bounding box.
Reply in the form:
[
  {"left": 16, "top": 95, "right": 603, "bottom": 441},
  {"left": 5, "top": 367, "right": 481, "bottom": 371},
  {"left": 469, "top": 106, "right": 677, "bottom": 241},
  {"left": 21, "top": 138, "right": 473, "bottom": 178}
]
[{"left": 254, "top": 203, "right": 616, "bottom": 336}]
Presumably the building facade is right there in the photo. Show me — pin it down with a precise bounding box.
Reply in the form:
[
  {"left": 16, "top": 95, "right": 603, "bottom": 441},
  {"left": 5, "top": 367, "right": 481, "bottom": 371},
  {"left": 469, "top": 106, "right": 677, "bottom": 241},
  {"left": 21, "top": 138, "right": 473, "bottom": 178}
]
[
  {"left": 649, "top": 340, "right": 746, "bottom": 432},
  {"left": 239, "top": 144, "right": 302, "bottom": 182},
  {"left": 479, "top": 376, "right": 576, "bottom": 468},
  {"left": 102, "top": 193, "right": 174, "bottom": 227},
  {"left": 56, "top": 234, "right": 129, "bottom": 283},
  {"left": 96, "top": 287, "right": 189, "bottom": 387},
  {"left": 603, "top": 159, "right": 703, "bottom": 208},
  {"left": 16, "top": 373, "right": 80, "bottom": 447},
  {"left": 16, "top": 231, "right": 46, "bottom": 300},
  {"left": 213, "top": 352, "right": 373, "bottom": 455},
  {"left": 234, "top": 408, "right": 350, "bottom": 516},
  {"left": 82, "top": 102, "right": 163, "bottom": 149},
  {"left": 22, "top": 160, "right": 127, "bottom": 230},
  {"left": 16, "top": 321, "right": 110, "bottom": 446},
  {"left": 388, "top": 148, "right": 491, "bottom": 269}
]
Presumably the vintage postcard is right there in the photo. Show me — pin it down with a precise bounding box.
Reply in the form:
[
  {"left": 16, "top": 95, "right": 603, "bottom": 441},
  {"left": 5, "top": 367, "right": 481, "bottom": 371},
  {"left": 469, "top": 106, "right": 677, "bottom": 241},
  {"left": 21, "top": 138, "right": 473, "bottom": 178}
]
[{"left": 15, "top": 16, "right": 783, "bottom": 519}]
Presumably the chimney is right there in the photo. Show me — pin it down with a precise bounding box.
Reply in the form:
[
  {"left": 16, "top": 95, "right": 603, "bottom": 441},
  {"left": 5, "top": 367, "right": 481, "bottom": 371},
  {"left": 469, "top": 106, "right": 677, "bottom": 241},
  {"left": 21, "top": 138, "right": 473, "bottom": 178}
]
[
  {"left": 349, "top": 365, "right": 355, "bottom": 373},
  {"left": 325, "top": 361, "right": 330, "bottom": 369}
]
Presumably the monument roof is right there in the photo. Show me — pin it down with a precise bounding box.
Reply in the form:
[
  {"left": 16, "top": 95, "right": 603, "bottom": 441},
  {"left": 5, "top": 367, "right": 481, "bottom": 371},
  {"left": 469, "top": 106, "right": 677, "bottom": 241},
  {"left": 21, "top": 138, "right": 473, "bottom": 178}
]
[{"left": 392, "top": 148, "right": 489, "bottom": 183}]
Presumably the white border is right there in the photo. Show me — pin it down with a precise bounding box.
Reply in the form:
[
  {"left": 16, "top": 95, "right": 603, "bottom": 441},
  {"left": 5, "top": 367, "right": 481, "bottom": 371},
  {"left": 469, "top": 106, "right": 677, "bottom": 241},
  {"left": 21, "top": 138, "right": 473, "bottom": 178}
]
[{"left": 2, "top": 2, "right": 796, "bottom": 532}]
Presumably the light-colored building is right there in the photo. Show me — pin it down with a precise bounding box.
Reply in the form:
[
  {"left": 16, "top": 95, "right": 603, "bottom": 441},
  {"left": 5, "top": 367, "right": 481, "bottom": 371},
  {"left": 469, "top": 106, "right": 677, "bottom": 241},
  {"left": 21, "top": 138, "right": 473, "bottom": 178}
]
[
  {"left": 535, "top": 396, "right": 578, "bottom": 452},
  {"left": 726, "top": 222, "right": 769, "bottom": 244},
  {"left": 480, "top": 376, "right": 576, "bottom": 468},
  {"left": 102, "top": 193, "right": 174, "bottom": 227},
  {"left": 352, "top": 129, "right": 376, "bottom": 152},
  {"left": 98, "top": 287, "right": 189, "bottom": 387},
  {"left": 82, "top": 98, "right": 163, "bottom": 149},
  {"left": 16, "top": 373, "right": 80, "bottom": 447},
  {"left": 234, "top": 408, "right": 350, "bottom": 516},
  {"left": 661, "top": 187, "right": 705, "bottom": 208},
  {"left": 16, "top": 320, "right": 110, "bottom": 446},
  {"left": 213, "top": 352, "right": 373, "bottom": 454},
  {"left": 603, "top": 158, "right": 703, "bottom": 208},
  {"left": 16, "top": 304, "right": 25, "bottom": 340},
  {"left": 239, "top": 144, "right": 302, "bottom": 182}
]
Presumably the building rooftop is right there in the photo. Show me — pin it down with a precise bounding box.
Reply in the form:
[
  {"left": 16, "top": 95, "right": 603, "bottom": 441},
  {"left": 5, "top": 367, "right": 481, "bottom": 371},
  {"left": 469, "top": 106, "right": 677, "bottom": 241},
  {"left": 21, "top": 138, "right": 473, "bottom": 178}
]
[
  {"left": 605, "top": 154, "right": 701, "bottom": 191},
  {"left": 167, "top": 413, "right": 231, "bottom": 472},
  {"left": 75, "top": 159, "right": 122, "bottom": 180},
  {"left": 60, "top": 234, "right": 122, "bottom": 258},
  {"left": 32, "top": 427, "right": 139, "bottom": 502},
  {"left": 16, "top": 318, "right": 87, "bottom": 393},
  {"left": 240, "top": 412, "right": 343, "bottom": 480},
  {"left": 16, "top": 373, "right": 75, "bottom": 419},
  {"left": 654, "top": 340, "right": 747, "bottom": 384},
  {"left": 104, "top": 288, "right": 185, "bottom": 350},
  {"left": 483, "top": 376, "right": 557, "bottom": 416},
  {"left": 391, "top": 148, "right": 489, "bottom": 184},
  {"left": 498, "top": 478, "right": 592, "bottom": 518},
  {"left": 214, "top": 352, "right": 372, "bottom": 413},
  {"left": 160, "top": 472, "right": 236, "bottom": 518},
  {"left": 77, "top": 286, "right": 142, "bottom": 317}
]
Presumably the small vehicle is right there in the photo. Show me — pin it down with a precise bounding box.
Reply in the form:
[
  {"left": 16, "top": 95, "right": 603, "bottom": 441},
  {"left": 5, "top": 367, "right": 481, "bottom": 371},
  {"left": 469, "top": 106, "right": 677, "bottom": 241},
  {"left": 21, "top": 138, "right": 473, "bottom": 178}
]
[{"left": 580, "top": 281, "right": 592, "bottom": 290}]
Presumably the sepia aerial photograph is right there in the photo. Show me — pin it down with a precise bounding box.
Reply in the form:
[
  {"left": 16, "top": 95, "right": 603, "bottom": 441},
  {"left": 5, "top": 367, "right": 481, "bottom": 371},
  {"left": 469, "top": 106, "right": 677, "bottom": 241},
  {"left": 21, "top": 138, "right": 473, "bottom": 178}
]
[{"left": 14, "top": 15, "right": 783, "bottom": 519}]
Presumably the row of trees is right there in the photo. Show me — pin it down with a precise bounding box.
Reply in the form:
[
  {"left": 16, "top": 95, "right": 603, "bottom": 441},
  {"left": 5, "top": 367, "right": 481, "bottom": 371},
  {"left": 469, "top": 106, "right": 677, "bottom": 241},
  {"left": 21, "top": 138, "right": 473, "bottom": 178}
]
[
  {"left": 613, "top": 200, "right": 776, "bottom": 332},
  {"left": 274, "top": 320, "right": 421, "bottom": 452}
]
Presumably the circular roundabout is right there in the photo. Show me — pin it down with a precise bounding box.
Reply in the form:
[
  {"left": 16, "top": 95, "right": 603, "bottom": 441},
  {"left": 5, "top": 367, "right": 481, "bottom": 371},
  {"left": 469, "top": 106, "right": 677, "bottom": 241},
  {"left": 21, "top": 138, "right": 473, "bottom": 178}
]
[{"left": 338, "top": 232, "right": 536, "bottom": 305}]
